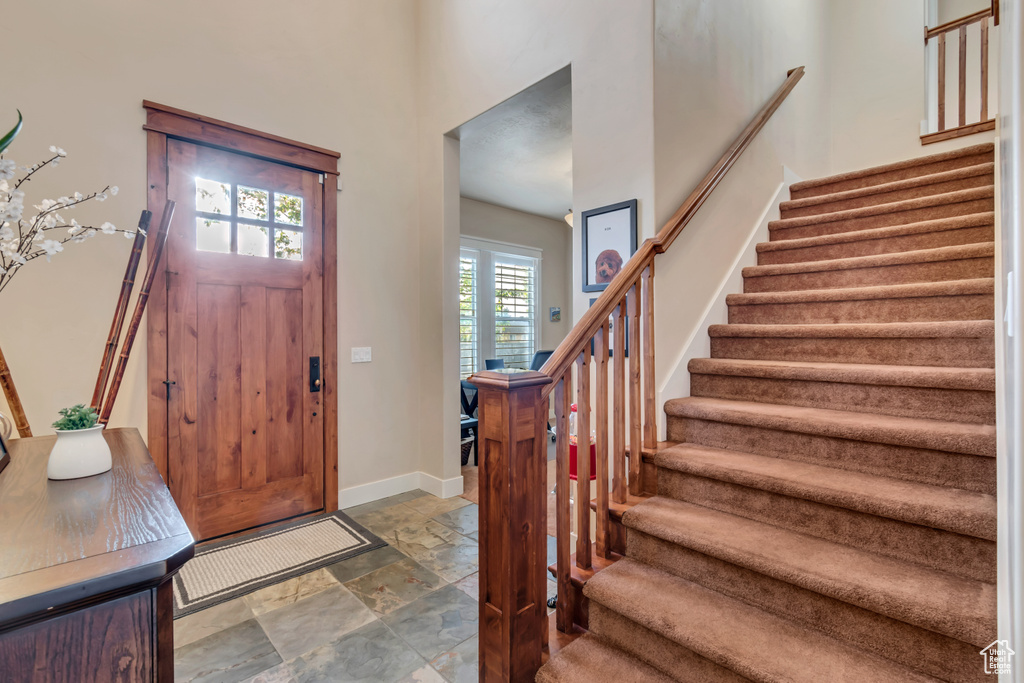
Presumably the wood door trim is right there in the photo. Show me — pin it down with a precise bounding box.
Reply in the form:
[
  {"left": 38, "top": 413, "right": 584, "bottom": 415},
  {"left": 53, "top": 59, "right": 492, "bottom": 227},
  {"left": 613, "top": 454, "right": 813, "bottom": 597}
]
[
  {"left": 144, "top": 104, "right": 340, "bottom": 513},
  {"left": 143, "top": 101, "right": 339, "bottom": 175}
]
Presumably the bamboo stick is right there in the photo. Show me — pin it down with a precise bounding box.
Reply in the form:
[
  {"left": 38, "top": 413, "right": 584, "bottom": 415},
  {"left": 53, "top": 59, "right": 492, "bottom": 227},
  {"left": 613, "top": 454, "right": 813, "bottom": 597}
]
[
  {"left": 0, "top": 343, "right": 31, "bottom": 437},
  {"left": 91, "top": 210, "right": 151, "bottom": 411},
  {"left": 99, "top": 201, "right": 174, "bottom": 425}
]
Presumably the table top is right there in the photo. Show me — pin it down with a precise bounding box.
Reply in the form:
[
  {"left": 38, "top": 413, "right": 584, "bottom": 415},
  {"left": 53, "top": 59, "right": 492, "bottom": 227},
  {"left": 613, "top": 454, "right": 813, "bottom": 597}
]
[{"left": 0, "top": 427, "right": 194, "bottom": 629}]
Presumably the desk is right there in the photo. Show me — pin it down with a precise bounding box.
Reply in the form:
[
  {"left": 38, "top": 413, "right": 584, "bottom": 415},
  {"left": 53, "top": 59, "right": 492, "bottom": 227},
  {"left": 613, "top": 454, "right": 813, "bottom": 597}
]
[{"left": 0, "top": 428, "right": 194, "bottom": 682}]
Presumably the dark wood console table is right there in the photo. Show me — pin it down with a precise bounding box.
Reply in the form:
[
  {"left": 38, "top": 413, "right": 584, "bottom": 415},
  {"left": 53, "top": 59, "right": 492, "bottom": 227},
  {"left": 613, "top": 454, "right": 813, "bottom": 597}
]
[{"left": 0, "top": 428, "right": 194, "bottom": 682}]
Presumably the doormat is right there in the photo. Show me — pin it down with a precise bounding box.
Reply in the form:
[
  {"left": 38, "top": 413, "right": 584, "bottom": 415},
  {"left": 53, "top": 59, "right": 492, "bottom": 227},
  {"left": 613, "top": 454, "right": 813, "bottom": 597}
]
[{"left": 173, "top": 511, "right": 386, "bottom": 618}]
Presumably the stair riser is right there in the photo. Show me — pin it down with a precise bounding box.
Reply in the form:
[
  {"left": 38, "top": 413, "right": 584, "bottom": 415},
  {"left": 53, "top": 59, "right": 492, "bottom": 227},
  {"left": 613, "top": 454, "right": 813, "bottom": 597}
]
[
  {"left": 728, "top": 292, "right": 993, "bottom": 324},
  {"left": 758, "top": 225, "right": 994, "bottom": 265},
  {"left": 689, "top": 373, "right": 995, "bottom": 424},
  {"left": 588, "top": 605, "right": 748, "bottom": 683},
  {"left": 771, "top": 197, "right": 994, "bottom": 241},
  {"left": 743, "top": 256, "right": 994, "bottom": 293},
  {"left": 626, "top": 531, "right": 989, "bottom": 683},
  {"left": 665, "top": 416, "right": 995, "bottom": 494},
  {"left": 782, "top": 174, "right": 992, "bottom": 218},
  {"left": 711, "top": 335, "right": 994, "bottom": 368},
  {"left": 790, "top": 150, "right": 994, "bottom": 200},
  {"left": 657, "top": 470, "right": 995, "bottom": 582}
]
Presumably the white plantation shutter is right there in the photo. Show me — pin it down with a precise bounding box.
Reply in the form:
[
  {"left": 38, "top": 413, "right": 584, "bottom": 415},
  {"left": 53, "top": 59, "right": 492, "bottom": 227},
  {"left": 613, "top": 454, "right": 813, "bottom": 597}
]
[
  {"left": 459, "top": 238, "right": 541, "bottom": 376},
  {"left": 459, "top": 251, "right": 479, "bottom": 380},
  {"left": 493, "top": 257, "right": 536, "bottom": 369}
]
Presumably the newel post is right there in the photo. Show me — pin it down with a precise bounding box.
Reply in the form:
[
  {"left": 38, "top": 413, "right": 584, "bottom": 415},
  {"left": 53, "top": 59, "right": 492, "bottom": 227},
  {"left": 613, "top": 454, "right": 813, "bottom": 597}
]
[{"left": 470, "top": 369, "right": 552, "bottom": 682}]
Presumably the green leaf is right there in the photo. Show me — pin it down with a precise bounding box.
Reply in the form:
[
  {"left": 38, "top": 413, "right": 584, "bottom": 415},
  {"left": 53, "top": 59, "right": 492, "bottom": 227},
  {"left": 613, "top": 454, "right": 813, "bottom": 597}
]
[
  {"left": 52, "top": 404, "right": 99, "bottom": 431},
  {"left": 0, "top": 110, "right": 22, "bottom": 155}
]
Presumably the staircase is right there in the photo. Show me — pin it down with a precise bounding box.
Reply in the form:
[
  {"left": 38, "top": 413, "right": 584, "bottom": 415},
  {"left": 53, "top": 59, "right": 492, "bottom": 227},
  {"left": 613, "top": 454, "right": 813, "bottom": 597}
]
[{"left": 537, "top": 142, "right": 997, "bottom": 683}]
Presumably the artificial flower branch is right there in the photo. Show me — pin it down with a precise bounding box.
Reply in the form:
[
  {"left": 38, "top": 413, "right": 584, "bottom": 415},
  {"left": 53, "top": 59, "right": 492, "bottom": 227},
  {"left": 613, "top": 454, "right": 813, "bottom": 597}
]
[{"left": 0, "top": 146, "right": 141, "bottom": 295}]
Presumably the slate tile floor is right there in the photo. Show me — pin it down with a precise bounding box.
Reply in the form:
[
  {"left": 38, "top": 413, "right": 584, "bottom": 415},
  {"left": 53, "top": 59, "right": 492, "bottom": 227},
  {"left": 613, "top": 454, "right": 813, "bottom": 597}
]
[{"left": 174, "top": 490, "right": 557, "bottom": 683}]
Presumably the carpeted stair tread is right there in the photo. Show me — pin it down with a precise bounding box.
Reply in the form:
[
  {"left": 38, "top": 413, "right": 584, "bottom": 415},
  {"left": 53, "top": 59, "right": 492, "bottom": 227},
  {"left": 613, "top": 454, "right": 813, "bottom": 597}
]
[
  {"left": 687, "top": 357, "right": 995, "bottom": 392},
  {"left": 743, "top": 242, "right": 993, "bottom": 279},
  {"left": 709, "top": 319, "right": 993, "bottom": 339},
  {"left": 767, "top": 186, "right": 993, "bottom": 240},
  {"left": 789, "top": 143, "right": 994, "bottom": 199},
  {"left": 536, "top": 633, "right": 676, "bottom": 683},
  {"left": 728, "top": 277, "right": 993, "bottom": 306},
  {"left": 664, "top": 396, "right": 995, "bottom": 457},
  {"left": 584, "top": 558, "right": 943, "bottom": 683},
  {"left": 780, "top": 162, "right": 994, "bottom": 217},
  {"left": 654, "top": 442, "right": 995, "bottom": 539},
  {"left": 622, "top": 498, "right": 997, "bottom": 647},
  {"left": 756, "top": 212, "right": 994, "bottom": 264}
]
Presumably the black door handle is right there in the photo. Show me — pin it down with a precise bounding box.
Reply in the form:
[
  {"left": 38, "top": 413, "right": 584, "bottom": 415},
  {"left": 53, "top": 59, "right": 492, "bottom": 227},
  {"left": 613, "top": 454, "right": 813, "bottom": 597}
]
[{"left": 309, "top": 356, "right": 321, "bottom": 392}]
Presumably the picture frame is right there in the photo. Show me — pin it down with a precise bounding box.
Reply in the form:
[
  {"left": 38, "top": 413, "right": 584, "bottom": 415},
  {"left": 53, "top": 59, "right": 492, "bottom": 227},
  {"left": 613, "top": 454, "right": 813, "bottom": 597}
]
[
  {"left": 589, "top": 297, "right": 629, "bottom": 358},
  {"left": 0, "top": 429, "right": 9, "bottom": 479},
  {"left": 581, "top": 199, "right": 638, "bottom": 293}
]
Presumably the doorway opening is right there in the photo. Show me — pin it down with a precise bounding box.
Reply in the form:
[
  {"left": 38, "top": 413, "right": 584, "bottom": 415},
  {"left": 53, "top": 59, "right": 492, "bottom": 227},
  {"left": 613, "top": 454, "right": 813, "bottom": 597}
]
[{"left": 452, "top": 66, "right": 573, "bottom": 504}]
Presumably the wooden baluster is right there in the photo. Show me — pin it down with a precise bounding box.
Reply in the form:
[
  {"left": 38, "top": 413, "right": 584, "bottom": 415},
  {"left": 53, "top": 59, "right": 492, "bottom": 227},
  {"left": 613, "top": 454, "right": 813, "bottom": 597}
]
[
  {"left": 642, "top": 263, "right": 656, "bottom": 451},
  {"left": 594, "top": 322, "right": 610, "bottom": 559},
  {"left": 628, "top": 281, "right": 643, "bottom": 496},
  {"left": 938, "top": 32, "right": 947, "bottom": 131},
  {"left": 553, "top": 371, "right": 573, "bottom": 633},
  {"left": 470, "top": 369, "right": 551, "bottom": 682},
  {"left": 612, "top": 299, "right": 627, "bottom": 504},
  {"left": 959, "top": 25, "right": 968, "bottom": 127},
  {"left": 981, "top": 18, "right": 989, "bottom": 121},
  {"left": 575, "top": 348, "right": 592, "bottom": 570}
]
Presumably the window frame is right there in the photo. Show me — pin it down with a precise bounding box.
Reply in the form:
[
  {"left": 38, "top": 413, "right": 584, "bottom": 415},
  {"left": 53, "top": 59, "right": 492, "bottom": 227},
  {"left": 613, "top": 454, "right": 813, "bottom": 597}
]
[{"left": 459, "top": 236, "right": 542, "bottom": 378}]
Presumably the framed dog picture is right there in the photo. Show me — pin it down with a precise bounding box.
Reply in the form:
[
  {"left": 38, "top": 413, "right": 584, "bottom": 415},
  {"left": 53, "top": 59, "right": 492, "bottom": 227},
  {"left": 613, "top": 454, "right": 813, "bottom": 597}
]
[
  {"left": 0, "top": 428, "right": 9, "bottom": 479},
  {"left": 581, "top": 199, "right": 637, "bottom": 293}
]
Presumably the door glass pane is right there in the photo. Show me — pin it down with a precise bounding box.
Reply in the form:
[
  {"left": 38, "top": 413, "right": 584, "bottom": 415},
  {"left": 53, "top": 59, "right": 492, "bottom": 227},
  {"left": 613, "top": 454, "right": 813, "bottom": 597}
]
[
  {"left": 274, "top": 229, "right": 303, "bottom": 261},
  {"left": 195, "top": 177, "right": 230, "bottom": 215},
  {"left": 196, "top": 218, "right": 231, "bottom": 253},
  {"left": 237, "top": 186, "right": 269, "bottom": 220},
  {"left": 238, "top": 224, "right": 270, "bottom": 258},
  {"left": 274, "top": 193, "right": 303, "bottom": 226}
]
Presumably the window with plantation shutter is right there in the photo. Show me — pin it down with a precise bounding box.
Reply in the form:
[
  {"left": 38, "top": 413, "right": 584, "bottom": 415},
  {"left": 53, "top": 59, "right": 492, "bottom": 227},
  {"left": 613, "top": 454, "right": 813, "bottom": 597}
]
[
  {"left": 459, "top": 238, "right": 541, "bottom": 378},
  {"left": 493, "top": 258, "right": 536, "bottom": 369},
  {"left": 459, "top": 252, "right": 479, "bottom": 380}
]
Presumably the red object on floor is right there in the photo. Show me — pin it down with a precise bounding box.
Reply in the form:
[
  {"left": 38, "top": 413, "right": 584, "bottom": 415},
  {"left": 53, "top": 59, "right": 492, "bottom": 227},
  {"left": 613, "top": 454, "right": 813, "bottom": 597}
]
[{"left": 569, "top": 443, "right": 597, "bottom": 481}]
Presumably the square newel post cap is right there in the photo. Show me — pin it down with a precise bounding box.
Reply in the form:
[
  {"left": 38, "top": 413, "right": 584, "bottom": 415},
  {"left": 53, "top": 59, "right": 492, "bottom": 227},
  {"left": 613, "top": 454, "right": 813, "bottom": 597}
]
[{"left": 468, "top": 369, "right": 552, "bottom": 392}]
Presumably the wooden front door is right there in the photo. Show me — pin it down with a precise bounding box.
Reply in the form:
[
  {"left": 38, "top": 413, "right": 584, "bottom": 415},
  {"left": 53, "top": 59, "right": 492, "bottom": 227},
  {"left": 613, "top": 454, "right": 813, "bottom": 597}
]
[{"left": 164, "top": 140, "right": 324, "bottom": 541}]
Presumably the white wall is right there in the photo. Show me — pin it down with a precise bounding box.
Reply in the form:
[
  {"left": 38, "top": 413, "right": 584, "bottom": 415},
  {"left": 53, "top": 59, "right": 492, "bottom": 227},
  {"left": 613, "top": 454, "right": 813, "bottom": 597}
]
[
  {"left": 1, "top": 0, "right": 422, "bottom": 505},
  {"left": 460, "top": 198, "right": 571, "bottom": 350},
  {"left": 829, "top": 0, "right": 998, "bottom": 173},
  {"left": 652, "top": 0, "right": 834, "bottom": 420},
  {"left": 415, "top": 0, "right": 657, "bottom": 483}
]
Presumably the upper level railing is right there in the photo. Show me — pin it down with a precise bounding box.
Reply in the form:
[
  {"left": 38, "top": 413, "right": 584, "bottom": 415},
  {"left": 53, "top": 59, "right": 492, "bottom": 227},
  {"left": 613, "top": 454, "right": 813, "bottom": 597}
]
[
  {"left": 922, "top": 2, "right": 998, "bottom": 144},
  {"left": 469, "top": 67, "right": 804, "bottom": 682}
]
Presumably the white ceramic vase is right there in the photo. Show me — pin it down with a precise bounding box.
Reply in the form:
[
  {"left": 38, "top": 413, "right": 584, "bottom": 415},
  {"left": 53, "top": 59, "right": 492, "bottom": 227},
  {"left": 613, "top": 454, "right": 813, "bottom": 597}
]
[{"left": 47, "top": 425, "right": 112, "bottom": 480}]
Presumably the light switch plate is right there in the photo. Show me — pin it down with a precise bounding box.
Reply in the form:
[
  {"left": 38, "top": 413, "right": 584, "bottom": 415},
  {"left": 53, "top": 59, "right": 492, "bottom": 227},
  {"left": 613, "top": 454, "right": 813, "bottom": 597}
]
[{"left": 351, "top": 347, "right": 372, "bottom": 363}]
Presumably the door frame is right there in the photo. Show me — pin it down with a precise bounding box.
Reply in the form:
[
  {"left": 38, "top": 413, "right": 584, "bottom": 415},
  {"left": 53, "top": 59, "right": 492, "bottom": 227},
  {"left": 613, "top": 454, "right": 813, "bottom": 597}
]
[{"left": 143, "top": 101, "right": 340, "bottom": 514}]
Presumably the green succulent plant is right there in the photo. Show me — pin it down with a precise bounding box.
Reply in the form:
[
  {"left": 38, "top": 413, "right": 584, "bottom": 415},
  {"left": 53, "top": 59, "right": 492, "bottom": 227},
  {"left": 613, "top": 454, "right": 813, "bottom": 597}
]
[
  {"left": 52, "top": 404, "right": 99, "bottom": 431},
  {"left": 0, "top": 110, "right": 22, "bottom": 155}
]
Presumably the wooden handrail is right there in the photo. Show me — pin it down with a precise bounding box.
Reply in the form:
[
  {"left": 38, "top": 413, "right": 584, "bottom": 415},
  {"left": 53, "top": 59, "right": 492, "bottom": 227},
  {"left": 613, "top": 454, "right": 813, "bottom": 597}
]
[
  {"left": 926, "top": 7, "right": 992, "bottom": 41},
  {"left": 539, "top": 66, "right": 805, "bottom": 388}
]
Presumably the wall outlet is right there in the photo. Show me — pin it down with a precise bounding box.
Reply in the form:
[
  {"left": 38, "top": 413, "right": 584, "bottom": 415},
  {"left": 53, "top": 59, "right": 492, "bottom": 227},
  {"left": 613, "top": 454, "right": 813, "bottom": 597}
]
[{"left": 351, "top": 347, "right": 372, "bottom": 363}]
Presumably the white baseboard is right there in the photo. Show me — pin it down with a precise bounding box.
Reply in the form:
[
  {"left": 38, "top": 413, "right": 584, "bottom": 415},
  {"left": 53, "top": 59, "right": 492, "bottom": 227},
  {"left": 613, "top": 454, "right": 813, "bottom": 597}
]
[
  {"left": 338, "top": 471, "right": 464, "bottom": 508},
  {"left": 418, "top": 471, "right": 465, "bottom": 499}
]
